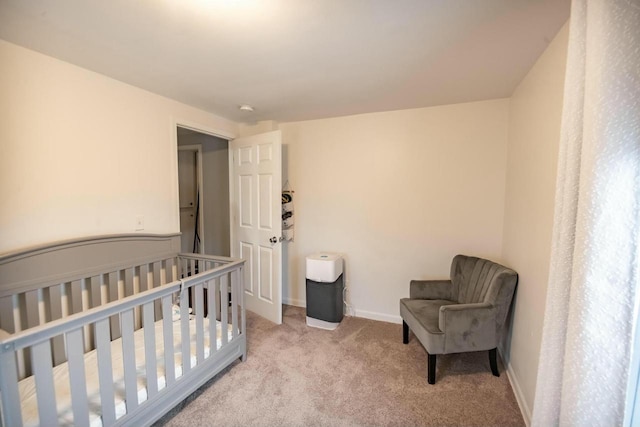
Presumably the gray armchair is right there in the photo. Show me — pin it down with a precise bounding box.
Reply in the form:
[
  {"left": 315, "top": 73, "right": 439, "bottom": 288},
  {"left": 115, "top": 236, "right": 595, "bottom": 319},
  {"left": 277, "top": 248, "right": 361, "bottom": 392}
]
[{"left": 400, "top": 255, "right": 517, "bottom": 384}]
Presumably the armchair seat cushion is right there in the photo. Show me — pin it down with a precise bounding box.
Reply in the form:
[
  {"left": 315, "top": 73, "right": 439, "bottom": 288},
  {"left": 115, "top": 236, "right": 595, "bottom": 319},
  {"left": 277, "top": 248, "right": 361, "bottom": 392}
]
[{"left": 400, "top": 298, "right": 456, "bottom": 354}]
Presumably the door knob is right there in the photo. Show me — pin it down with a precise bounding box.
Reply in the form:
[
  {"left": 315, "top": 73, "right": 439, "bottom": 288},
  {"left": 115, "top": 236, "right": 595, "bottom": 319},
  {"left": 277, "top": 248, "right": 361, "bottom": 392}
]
[{"left": 269, "top": 236, "right": 277, "bottom": 244}]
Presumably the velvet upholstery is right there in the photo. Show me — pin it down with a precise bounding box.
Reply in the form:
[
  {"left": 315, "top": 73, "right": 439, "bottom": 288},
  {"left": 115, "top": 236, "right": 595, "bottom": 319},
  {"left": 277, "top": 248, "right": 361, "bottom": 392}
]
[{"left": 400, "top": 255, "right": 517, "bottom": 381}]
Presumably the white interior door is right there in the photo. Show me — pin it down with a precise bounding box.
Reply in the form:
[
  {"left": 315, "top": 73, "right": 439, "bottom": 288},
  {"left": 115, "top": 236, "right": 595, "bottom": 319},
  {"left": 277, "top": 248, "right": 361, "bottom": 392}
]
[{"left": 229, "top": 130, "right": 282, "bottom": 324}]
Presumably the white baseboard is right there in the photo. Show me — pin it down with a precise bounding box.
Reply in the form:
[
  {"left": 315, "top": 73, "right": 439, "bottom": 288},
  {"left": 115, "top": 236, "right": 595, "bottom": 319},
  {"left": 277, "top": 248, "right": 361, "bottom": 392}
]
[
  {"left": 501, "top": 352, "right": 532, "bottom": 426},
  {"left": 283, "top": 297, "right": 305, "bottom": 307},
  {"left": 353, "top": 308, "right": 402, "bottom": 324},
  {"left": 282, "top": 299, "right": 402, "bottom": 325}
]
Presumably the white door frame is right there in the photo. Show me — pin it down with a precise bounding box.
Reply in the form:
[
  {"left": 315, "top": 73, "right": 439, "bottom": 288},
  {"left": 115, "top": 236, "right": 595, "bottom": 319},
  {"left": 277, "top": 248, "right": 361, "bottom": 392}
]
[
  {"left": 173, "top": 121, "right": 283, "bottom": 324},
  {"left": 171, "top": 118, "right": 237, "bottom": 253},
  {"left": 177, "top": 144, "right": 205, "bottom": 254}
]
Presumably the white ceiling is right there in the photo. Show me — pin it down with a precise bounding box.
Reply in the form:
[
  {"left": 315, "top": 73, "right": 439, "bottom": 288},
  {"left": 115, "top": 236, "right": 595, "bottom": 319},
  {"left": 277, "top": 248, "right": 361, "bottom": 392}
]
[{"left": 0, "top": 0, "right": 570, "bottom": 123}]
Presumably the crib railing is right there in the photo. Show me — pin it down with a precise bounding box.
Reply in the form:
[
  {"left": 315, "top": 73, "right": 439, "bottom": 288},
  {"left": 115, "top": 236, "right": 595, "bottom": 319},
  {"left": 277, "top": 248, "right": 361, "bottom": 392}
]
[
  {"left": 0, "top": 252, "right": 242, "bottom": 379},
  {"left": 0, "top": 255, "right": 245, "bottom": 427},
  {"left": 0, "top": 254, "right": 181, "bottom": 379}
]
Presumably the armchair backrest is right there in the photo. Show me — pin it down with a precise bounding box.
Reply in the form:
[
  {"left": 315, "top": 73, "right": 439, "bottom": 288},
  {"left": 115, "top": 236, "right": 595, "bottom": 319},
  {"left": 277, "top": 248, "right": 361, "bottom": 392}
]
[{"left": 450, "top": 255, "right": 518, "bottom": 326}]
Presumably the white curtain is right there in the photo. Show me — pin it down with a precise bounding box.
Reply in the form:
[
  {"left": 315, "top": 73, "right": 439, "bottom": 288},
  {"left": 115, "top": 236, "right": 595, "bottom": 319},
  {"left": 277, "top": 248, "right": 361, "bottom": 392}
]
[{"left": 531, "top": 0, "right": 640, "bottom": 426}]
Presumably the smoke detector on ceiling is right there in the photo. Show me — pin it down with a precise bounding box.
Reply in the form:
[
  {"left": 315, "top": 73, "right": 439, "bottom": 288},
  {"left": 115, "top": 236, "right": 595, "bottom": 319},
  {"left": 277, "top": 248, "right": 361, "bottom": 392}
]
[{"left": 239, "top": 104, "right": 254, "bottom": 112}]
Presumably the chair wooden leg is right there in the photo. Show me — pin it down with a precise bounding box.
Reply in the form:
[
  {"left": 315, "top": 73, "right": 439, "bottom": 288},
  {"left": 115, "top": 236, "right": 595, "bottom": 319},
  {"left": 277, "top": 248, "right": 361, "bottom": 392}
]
[
  {"left": 427, "top": 353, "right": 436, "bottom": 384},
  {"left": 402, "top": 321, "right": 409, "bottom": 344},
  {"left": 489, "top": 348, "right": 500, "bottom": 377}
]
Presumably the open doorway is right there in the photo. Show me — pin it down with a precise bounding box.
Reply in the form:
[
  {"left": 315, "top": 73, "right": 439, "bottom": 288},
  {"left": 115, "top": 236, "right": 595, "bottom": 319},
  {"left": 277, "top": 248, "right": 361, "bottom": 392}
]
[{"left": 176, "top": 127, "right": 230, "bottom": 256}]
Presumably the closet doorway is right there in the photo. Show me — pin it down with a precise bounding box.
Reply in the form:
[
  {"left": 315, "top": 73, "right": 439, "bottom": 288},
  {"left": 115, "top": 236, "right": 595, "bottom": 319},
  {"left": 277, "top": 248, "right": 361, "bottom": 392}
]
[{"left": 176, "top": 127, "right": 230, "bottom": 256}]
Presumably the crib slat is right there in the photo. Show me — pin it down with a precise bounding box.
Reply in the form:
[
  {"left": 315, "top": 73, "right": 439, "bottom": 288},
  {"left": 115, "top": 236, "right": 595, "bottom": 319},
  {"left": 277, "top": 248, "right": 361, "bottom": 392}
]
[
  {"left": 231, "top": 269, "right": 238, "bottom": 339},
  {"left": 0, "top": 296, "right": 24, "bottom": 384},
  {"left": 0, "top": 296, "right": 25, "bottom": 377},
  {"left": 167, "top": 258, "right": 176, "bottom": 282},
  {"left": 153, "top": 262, "right": 162, "bottom": 288},
  {"left": 238, "top": 266, "right": 247, "bottom": 334},
  {"left": 95, "top": 318, "right": 116, "bottom": 426},
  {"left": 100, "top": 274, "right": 109, "bottom": 309},
  {"left": 48, "top": 285, "right": 63, "bottom": 320},
  {"left": 40, "top": 288, "right": 50, "bottom": 326},
  {"left": 160, "top": 260, "right": 167, "bottom": 286},
  {"left": 140, "top": 264, "right": 150, "bottom": 293},
  {"left": 180, "top": 291, "right": 191, "bottom": 374},
  {"left": 190, "top": 259, "right": 196, "bottom": 277},
  {"left": 240, "top": 266, "right": 246, "bottom": 361},
  {"left": 178, "top": 258, "right": 187, "bottom": 279},
  {"left": 161, "top": 295, "right": 176, "bottom": 385},
  {"left": 162, "top": 259, "right": 171, "bottom": 283},
  {"left": 90, "top": 276, "right": 102, "bottom": 308},
  {"left": 117, "top": 270, "right": 125, "bottom": 301},
  {"left": 221, "top": 274, "right": 229, "bottom": 346},
  {"left": 25, "top": 289, "right": 40, "bottom": 328},
  {"left": 141, "top": 264, "right": 153, "bottom": 321},
  {"left": 195, "top": 284, "right": 204, "bottom": 362},
  {"left": 108, "top": 272, "right": 121, "bottom": 340},
  {"left": 80, "top": 278, "right": 91, "bottom": 312},
  {"left": 67, "top": 328, "right": 90, "bottom": 425},
  {"left": 153, "top": 263, "right": 163, "bottom": 321},
  {"left": 80, "top": 278, "right": 93, "bottom": 352},
  {"left": 32, "top": 340, "right": 58, "bottom": 424},
  {"left": 89, "top": 276, "right": 103, "bottom": 354},
  {"left": 45, "top": 285, "right": 67, "bottom": 366},
  {"left": 207, "top": 280, "right": 218, "bottom": 353},
  {"left": 124, "top": 268, "right": 134, "bottom": 297},
  {"left": 70, "top": 279, "right": 84, "bottom": 315},
  {"left": 133, "top": 266, "right": 141, "bottom": 296},
  {"left": 17, "top": 293, "right": 28, "bottom": 332},
  {"left": 132, "top": 267, "right": 142, "bottom": 329},
  {"left": 124, "top": 269, "right": 137, "bottom": 331},
  {"left": 143, "top": 302, "right": 158, "bottom": 398},
  {"left": 121, "top": 309, "right": 138, "bottom": 413},
  {"left": 16, "top": 293, "right": 29, "bottom": 378},
  {"left": 0, "top": 342, "right": 23, "bottom": 426},
  {"left": 0, "top": 296, "right": 15, "bottom": 333}
]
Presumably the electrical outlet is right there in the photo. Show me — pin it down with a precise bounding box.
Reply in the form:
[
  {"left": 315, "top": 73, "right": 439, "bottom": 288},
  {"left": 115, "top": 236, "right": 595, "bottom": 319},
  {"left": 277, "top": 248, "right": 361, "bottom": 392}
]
[{"left": 135, "top": 215, "right": 144, "bottom": 231}]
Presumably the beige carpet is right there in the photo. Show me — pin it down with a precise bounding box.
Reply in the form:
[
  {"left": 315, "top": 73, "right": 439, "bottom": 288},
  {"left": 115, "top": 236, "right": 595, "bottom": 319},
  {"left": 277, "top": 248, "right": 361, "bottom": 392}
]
[{"left": 155, "top": 305, "right": 524, "bottom": 426}]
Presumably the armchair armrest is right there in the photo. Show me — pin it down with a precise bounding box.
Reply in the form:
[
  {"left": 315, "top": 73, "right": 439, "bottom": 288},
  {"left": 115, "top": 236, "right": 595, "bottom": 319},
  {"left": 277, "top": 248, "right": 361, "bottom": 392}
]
[
  {"left": 438, "top": 303, "right": 497, "bottom": 352},
  {"left": 410, "top": 279, "right": 452, "bottom": 300}
]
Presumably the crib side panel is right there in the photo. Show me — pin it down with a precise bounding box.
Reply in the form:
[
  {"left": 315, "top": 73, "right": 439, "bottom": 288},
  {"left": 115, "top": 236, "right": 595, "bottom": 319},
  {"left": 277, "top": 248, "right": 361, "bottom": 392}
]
[
  {"left": 0, "top": 238, "right": 247, "bottom": 427},
  {"left": 0, "top": 234, "right": 181, "bottom": 379}
]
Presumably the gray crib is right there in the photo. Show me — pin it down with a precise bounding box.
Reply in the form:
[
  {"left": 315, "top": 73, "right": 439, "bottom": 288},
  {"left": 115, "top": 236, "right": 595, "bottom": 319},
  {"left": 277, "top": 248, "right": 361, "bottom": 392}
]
[{"left": 0, "top": 234, "right": 246, "bottom": 426}]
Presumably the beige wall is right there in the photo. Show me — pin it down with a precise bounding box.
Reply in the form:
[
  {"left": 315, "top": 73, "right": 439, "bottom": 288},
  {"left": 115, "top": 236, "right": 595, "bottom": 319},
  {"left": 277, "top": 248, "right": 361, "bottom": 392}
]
[
  {"left": 0, "top": 40, "right": 237, "bottom": 254},
  {"left": 280, "top": 99, "right": 509, "bottom": 322},
  {"left": 501, "top": 23, "right": 569, "bottom": 423},
  {"left": 238, "top": 121, "right": 279, "bottom": 138}
]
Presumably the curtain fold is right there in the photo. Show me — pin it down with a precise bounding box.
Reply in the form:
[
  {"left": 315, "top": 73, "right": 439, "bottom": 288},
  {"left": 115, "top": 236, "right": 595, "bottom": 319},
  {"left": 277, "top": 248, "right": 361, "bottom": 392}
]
[{"left": 531, "top": 0, "right": 640, "bottom": 425}]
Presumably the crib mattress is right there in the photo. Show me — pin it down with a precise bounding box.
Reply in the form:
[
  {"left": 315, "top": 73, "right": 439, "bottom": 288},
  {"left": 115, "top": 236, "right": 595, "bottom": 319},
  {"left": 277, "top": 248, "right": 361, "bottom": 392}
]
[{"left": 19, "top": 317, "right": 233, "bottom": 427}]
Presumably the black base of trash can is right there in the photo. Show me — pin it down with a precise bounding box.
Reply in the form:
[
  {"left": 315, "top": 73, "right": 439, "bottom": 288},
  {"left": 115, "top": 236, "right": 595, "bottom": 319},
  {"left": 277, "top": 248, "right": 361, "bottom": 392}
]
[{"left": 306, "top": 274, "right": 344, "bottom": 323}]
